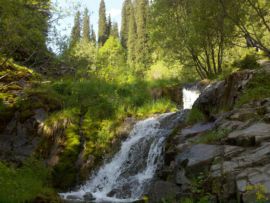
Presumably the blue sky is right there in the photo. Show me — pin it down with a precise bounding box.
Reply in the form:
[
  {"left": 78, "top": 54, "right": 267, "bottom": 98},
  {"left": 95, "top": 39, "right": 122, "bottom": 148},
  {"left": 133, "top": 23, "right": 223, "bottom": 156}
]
[{"left": 50, "top": 0, "right": 123, "bottom": 50}]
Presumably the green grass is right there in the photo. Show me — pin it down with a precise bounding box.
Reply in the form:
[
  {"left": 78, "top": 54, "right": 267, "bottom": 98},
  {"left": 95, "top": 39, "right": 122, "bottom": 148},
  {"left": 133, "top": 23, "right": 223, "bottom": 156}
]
[
  {"left": 195, "top": 129, "right": 230, "bottom": 144},
  {"left": 186, "top": 108, "right": 206, "bottom": 125},
  {"left": 236, "top": 71, "right": 270, "bottom": 106},
  {"left": 0, "top": 159, "right": 59, "bottom": 203},
  {"left": 31, "top": 76, "right": 178, "bottom": 189}
]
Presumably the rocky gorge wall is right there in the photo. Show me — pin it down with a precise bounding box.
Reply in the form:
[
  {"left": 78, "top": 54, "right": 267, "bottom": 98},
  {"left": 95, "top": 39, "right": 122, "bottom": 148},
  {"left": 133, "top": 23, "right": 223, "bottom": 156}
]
[{"left": 149, "top": 68, "right": 270, "bottom": 203}]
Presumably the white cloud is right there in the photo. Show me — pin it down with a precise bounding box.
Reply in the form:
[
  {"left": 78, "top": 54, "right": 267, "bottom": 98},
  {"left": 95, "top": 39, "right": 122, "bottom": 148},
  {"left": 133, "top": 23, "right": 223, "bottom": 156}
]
[{"left": 109, "top": 8, "right": 121, "bottom": 18}]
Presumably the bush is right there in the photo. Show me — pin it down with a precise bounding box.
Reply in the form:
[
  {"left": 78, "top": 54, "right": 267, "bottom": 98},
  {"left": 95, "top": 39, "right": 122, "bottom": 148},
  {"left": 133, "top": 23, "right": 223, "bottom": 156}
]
[
  {"left": 0, "top": 159, "right": 58, "bottom": 203},
  {"left": 233, "top": 54, "right": 260, "bottom": 70}
]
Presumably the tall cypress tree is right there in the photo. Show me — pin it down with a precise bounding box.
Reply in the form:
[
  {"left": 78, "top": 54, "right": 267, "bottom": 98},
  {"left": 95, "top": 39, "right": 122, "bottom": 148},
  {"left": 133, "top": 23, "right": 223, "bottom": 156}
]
[
  {"left": 70, "top": 11, "right": 81, "bottom": 47},
  {"left": 82, "top": 8, "right": 91, "bottom": 42},
  {"left": 90, "top": 25, "right": 96, "bottom": 43},
  {"left": 98, "top": 0, "right": 107, "bottom": 46},
  {"left": 107, "top": 15, "right": 112, "bottom": 38},
  {"left": 121, "top": 0, "right": 132, "bottom": 48},
  {"left": 111, "top": 22, "right": 119, "bottom": 39},
  {"left": 135, "top": 0, "right": 150, "bottom": 71},
  {"left": 128, "top": 6, "right": 137, "bottom": 66}
]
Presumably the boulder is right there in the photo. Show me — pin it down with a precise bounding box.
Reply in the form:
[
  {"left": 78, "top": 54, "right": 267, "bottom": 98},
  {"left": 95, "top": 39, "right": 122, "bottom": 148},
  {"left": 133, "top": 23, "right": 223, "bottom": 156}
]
[
  {"left": 194, "top": 70, "right": 254, "bottom": 119},
  {"left": 227, "top": 123, "right": 270, "bottom": 146},
  {"left": 176, "top": 144, "right": 223, "bottom": 171},
  {"left": 181, "top": 122, "right": 215, "bottom": 139},
  {"left": 148, "top": 181, "right": 180, "bottom": 203}
]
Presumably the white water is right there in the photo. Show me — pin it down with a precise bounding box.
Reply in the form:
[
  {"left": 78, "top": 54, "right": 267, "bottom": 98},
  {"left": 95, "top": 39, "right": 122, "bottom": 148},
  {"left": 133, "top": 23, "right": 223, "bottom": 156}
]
[
  {"left": 60, "top": 114, "right": 175, "bottom": 202},
  {"left": 182, "top": 87, "right": 201, "bottom": 109},
  {"left": 60, "top": 86, "right": 201, "bottom": 202}
]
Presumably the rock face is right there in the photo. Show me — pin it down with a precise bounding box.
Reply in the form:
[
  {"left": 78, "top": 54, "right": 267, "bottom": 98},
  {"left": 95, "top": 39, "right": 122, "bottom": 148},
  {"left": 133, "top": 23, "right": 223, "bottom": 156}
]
[
  {"left": 194, "top": 70, "right": 254, "bottom": 119},
  {"left": 154, "top": 97, "right": 270, "bottom": 203}
]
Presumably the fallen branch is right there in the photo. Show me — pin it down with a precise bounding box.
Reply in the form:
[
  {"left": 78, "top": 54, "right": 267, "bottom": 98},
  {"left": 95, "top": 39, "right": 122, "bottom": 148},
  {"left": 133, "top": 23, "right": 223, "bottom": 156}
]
[{"left": 0, "top": 73, "right": 9, "bottom": 81}]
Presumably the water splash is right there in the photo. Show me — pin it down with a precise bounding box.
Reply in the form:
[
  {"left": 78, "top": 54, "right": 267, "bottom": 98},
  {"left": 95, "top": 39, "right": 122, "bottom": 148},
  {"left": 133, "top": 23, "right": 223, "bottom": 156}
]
[{"left": 60, "top": 113, "right": 179, "bottom": 202}]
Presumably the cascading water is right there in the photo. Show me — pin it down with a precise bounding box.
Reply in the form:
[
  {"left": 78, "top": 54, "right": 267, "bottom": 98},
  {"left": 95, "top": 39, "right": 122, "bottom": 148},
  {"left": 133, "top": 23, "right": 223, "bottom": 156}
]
[
  {"left": 60, "top": 85, "right": 201, "bottom": 203},
  {"left": 60, "top": 113, "right": 184, "bottom": 202},
  {"left": 182, "top": 85, "right": 201, "bottom": 109}
]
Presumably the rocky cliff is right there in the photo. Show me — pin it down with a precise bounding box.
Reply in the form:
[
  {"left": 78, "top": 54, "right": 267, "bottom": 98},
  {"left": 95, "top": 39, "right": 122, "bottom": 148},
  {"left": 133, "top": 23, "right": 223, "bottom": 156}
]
[{"left": 151, "top": 67, "right": 270, "bottom": 203}]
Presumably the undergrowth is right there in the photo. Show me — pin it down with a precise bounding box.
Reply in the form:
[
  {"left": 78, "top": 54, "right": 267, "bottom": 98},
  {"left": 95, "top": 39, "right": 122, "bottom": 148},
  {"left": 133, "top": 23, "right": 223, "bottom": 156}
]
[{"left": 0, "top": 159, "right": 59, "bottom": 203}]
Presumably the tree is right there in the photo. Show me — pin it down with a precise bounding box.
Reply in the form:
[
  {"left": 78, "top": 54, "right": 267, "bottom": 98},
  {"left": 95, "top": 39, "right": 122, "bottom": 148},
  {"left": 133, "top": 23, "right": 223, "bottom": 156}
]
[
  {"left": 97, "top": 36, "right": 126, "bottom": 81},
  {"left": 135, "top": 0, "right": 150, "bottom": 72},
  {"left": 111, "top": 22, "right": 119, "bottom": 39},
  {"left": 90, "top": 25, "right": 97, "bottom": 43},
  {"left": 151, "top": 0, "right": 236, "bottom": 79},
  {"left": 82, "top": 8, "right": 91, "bottom": 42},
  {"left": 98, "top": 0, "right": 108, "bottom": 46},
  {"left": 106, "top": 15, "right": 112, "bottom": 38},
  {"left": 121, "top": 0, "right": 132, "bottom": 48},
  {"left": 70, "top": 11, "right": 81, "bottom": 47},
  {"left": 127, "top": 6, "right": 137, "bottom": 67},
  {"left": 97, "top": 36, "right": 126, "bottom": 69},
  {"left": 0, "top": 0, "right": 50, "bottom": 65},
  {"left": 220, "top": 0, "right": 270, "bottom": 56}
]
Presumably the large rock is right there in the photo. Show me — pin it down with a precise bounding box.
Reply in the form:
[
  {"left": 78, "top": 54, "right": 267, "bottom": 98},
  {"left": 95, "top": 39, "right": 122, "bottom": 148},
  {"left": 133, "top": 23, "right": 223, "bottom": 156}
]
[
  {"left": 227, "top": 123, "right": 270, "bottom": 146},
  {"left": 194, "top": 70, "right": 254, "bottom": 119},
  {"left": 148, "top": 181, "right": 180, "bottom": 203},
  {"left": 176, "top": 144, "right": 223, "bottom": 171}
]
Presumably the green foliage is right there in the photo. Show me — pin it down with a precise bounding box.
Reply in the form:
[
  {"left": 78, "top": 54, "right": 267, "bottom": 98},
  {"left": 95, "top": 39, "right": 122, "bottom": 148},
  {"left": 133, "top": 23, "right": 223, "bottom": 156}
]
[
  {"left": 196, "top": 129, "right": 230, "bottom": 144},
  {"left": 135, "top": 0, "right": 151, "bottom": 73},
  {"left": 121, "top": 0, "right": 132, "bottom": 48},
  {"left": 237, "top": 71, "right": 270, "bottom": 106},
  {"left": 98, "top": 0, "right": 108, "bottom": 46},
  {"left": 68, "top": 40, "right": 97, "bottom": 71},
  {"left": 246, "top": 184, "right": 268, "bottom": 203},
  {"left": 127, "top": 6, "right": 137, "bottom": 67},
  {"left": 233, "top": 54, "right": 260, "bottom": 70},
  {"left": 70, "top": 11, "right": 81, "bottom": 48},
  {"left": 0, "top": 159, "right": 58, "bottom": 203},
  {"left": 83, "top": 8, "right": 91, "bottom": 42},
  {"left": 136, "top": 99, "right": 177, "bottom": 118},
  {"left": 186, "top": 108, "right": 206, "bottom": 125},
  {"left": 97, "top": 36, "right": 126, "bottom": 70},
  {"left": 0, "top": 0, "right": 50, "bottom": 64}
]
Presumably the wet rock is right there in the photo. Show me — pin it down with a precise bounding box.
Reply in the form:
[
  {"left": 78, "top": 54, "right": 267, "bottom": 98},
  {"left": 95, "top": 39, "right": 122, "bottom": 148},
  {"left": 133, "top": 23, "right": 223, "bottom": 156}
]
[
  {"left": 227, "top": 123, "right": 270, "bottom": 146},
  {"left": 83, "top": 192, "right": 95, "bottom": 201},
  {"left": 211, "top": 143, "right": 270, "bottom": 177},
  {"left": 229, "top": 108, "right": 258, "bottom": 121},
  {"left": 34, "top": 108, "right": 47, "bottom": 123},
  {"left": 176, "top": 144, "right": 222, "bottom": 172},
  {"left": 236, "top": 164, "right": 270, "bottom": 202},
  {"left": 148, "top": 181, "right": 180, "bottom": 203},
  {"left": 181, "top": 122, "right": 215, "bottom": 139}
]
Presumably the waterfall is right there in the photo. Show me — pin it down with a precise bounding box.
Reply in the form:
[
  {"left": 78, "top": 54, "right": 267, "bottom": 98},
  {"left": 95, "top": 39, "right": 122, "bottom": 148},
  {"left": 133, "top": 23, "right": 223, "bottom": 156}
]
[
  {"left": 60, "top": 112, "right": 185, "bottom": 202},
  {"left": 182, "top": 86, "right": 201, "bottom": 109},
  {"left": 60, "top": 85, "right": 201, "bottom": 202}
]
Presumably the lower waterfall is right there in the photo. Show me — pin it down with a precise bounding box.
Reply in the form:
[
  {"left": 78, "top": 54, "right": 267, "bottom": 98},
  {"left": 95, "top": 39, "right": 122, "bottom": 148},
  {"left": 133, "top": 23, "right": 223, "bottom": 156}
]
[{"left": 60, "top": 112, "right": 185, "bottom": 202}]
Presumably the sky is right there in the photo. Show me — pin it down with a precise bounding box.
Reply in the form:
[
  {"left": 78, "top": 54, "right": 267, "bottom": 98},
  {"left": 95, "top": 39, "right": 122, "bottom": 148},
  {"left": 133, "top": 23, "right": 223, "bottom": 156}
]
[{"left": 50, "top": 0, "right": 124, "bottom": 51}]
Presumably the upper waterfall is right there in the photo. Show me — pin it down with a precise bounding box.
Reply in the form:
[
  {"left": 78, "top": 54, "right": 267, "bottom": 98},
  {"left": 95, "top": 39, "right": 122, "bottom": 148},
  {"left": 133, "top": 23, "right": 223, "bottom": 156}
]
[{"left": 182, "top": 85, "right": 201, "bottom": 109}]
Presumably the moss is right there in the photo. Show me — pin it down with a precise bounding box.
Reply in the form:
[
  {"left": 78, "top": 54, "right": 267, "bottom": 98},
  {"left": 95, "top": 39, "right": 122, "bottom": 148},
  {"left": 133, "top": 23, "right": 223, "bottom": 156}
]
[{"left": 195, "top": 129, "right": 230, "bottom": 144}]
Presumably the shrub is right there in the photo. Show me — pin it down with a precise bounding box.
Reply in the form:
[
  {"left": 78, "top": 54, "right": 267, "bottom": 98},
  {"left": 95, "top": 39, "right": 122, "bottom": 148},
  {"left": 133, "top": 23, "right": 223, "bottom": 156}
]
[
  {"left": 0, "top": 159, "right": 58, "bottom": 203},
  {"left": 233, "top": 54, "right": 260, "bottom": 70}
]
